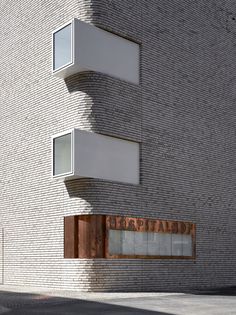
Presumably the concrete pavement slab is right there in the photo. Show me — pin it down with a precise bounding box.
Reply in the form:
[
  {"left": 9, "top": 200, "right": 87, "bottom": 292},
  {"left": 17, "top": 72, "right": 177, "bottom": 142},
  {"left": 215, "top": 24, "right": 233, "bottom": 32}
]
[{"left": 0, "top": 285, "right": 235, "bottom": 314}]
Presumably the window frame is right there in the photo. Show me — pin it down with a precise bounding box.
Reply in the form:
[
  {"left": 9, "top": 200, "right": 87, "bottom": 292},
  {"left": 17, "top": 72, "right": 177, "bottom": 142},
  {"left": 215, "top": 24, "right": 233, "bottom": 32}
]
[
  {"left": 52, "top": 20, "right": 74, "bottom": 73},
  {"left": 52, "top": 129, "right": 74, "bottom": 178},
  {"left": 105, "top": 216, "right": 196, "bottom": 260}
]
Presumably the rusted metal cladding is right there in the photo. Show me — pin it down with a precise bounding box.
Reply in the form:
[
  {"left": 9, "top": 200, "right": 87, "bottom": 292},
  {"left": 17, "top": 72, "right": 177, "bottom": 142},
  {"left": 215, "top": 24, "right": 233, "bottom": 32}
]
[
  {"left": 78, "top": 215, "right": 105, "bottom": 258},
  {"left": 106, "top": 216, "right": 194, "bottom": 235},
  {"left": 64, "top": 215, "right": 105, "bottom": 259},
  {"left": 64, "top": 216, "right": 78, "bottom": 258}
]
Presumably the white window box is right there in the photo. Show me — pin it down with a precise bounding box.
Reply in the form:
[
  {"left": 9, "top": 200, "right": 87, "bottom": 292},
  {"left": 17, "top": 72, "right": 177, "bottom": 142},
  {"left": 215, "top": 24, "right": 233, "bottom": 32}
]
[
  {"left": 52, "top": 129, "right": 140, "bottom": 184},
  {"left": 52, "top": 19, "right": 140, "bottom": 84}
]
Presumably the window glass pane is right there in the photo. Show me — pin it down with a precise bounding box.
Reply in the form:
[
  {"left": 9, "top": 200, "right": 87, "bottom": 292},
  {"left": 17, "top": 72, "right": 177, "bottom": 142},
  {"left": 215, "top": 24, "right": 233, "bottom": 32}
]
[
  {"left": 134, "top": 232, "right": 147, "bottom": 255},
  {"left": 109, "top": 230, "right": 122, "bottom": 255},
  {"left": 53, "top": 24, "right": 72, "bottom": 70},
  {"left": 159, "top": 233, "right": 171, "bottom": 256},
  {"left": 147, "top": 232, "right": 160, "bottom": 255},
  {"left": 171, "top": 234, "right": 183, "bottom": 256},
  {"left": 121, "top": 231, "right": 135, "bottom": 255},
  {"left": 182, "top": 234, "right": 192, "bottom": 256},
  {"left": 108, "top": 229, "right": 192, "bottom": 257},
  {"left": 53, "top": 133, "right": 72, "bottom": 176}
]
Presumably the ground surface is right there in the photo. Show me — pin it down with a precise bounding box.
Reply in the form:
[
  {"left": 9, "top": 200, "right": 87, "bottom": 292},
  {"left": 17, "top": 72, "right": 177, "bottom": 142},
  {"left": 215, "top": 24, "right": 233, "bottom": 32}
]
[{"left": 0, "top": 286, "right": 235, "bottom": 314}]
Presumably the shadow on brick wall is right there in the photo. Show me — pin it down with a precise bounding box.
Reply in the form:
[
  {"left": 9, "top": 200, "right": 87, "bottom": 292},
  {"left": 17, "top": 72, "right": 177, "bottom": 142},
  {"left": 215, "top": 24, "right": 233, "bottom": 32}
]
[
  {"left": 64, "top": 177, "right": 143, "bottom": 217},
  {"left": 64, "top": 71, "right": 142, "bottom": 142}
]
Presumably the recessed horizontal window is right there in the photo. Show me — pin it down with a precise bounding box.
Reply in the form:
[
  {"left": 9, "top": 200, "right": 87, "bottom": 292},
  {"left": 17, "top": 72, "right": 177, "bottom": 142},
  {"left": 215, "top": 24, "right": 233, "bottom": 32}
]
[
  {"left": 64, "top": 215, "right": 196, "bottom": 259},
  {"left": 108, "top": 230, "right": 192, "bottom": 257},
  {"left": 53, "top": 23, "right": 72, "bottom": 71}
]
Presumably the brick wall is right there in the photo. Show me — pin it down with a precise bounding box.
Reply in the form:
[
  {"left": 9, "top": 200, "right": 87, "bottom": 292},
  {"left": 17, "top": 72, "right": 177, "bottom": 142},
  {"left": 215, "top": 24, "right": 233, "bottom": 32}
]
[{"left": 0, "top": 0, "right": 236, "bottom": 291}]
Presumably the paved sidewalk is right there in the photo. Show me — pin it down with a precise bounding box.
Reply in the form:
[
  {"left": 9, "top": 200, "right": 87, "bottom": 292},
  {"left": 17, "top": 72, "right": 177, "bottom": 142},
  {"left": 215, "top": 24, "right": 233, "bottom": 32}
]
[{"left": 0, "top": 285, "right": 235, "bottom": 314}]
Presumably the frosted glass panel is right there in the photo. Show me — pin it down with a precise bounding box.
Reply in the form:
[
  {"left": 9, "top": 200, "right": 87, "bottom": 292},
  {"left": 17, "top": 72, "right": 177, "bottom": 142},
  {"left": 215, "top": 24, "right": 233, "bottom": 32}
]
[
  {"left": 108, "top": 229, "right": 192, "bottom": 257},
  {"left": 122, "top": 231, "right": 135, "bottom": 255},
  {"left": 53, "top": 133, "right": 72, "bottom": 176},
  {"left": 109, "top": 230, "right": 122, "bottom": 255},
  {"left": 171, "top": 234, "right": 183, "bottom": 256},
  {"left": 134, "top": 232, "right": 148, "bottom": 255},
  {"left": 147, "top": 232, "right": 160, "bottom": 255},
  {"left": 182, "top": 234, "right": 192, "bottom": 256},
  {"left": 53, "top": 24, "right": 72, "bottom": 70},
  {"left": 159, "top": 233, "right": 171, "bottom": 256}
]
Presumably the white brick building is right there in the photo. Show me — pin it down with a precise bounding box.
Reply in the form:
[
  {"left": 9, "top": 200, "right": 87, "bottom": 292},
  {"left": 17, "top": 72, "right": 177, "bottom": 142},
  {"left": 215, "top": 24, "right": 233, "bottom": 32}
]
[{"left": 0, "top": 0, "right": 236, "bottom": 291}]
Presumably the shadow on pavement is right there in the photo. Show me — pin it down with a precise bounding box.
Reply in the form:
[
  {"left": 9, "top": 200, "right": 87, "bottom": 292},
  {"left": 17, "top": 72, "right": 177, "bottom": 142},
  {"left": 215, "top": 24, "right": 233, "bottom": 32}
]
[
  {"left": 191, "top": 286, "right": 236, "bottom": 296},
  {"left": 0, "top": 290, "right": 175, "bottom": 315}
]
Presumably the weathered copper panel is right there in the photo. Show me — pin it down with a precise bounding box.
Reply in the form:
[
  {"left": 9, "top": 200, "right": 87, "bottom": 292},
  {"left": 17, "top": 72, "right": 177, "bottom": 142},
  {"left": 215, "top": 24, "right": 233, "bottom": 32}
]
[
  {"left": 106, "top": 216, "right": 116, "bottom": 229},
  {"left": 89, "top": 215, "right": 97, "bottom": 258},
  {"left": 76, "top": 215, "right": 106, "bottom": 258},
  {"left": 136, "top": 218, "right": 147, "bottom": 232},
  {"left": 106, "top": 216, "right": 194, "bottom": 235},
  {"left": 64, "top": 215, "right": 78, "bottom": 258},
  {"left": 96, "top": 215, "right": 106, "bottom": 258},
  {"left": 78, "top": 215, "right": 91, "bottom": 258}
]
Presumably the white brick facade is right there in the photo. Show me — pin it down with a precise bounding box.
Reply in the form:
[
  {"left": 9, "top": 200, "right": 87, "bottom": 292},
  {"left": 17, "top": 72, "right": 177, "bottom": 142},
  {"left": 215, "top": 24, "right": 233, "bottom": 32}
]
[{"left": 0, "top": 0, "right": 236, "bottom": 291}]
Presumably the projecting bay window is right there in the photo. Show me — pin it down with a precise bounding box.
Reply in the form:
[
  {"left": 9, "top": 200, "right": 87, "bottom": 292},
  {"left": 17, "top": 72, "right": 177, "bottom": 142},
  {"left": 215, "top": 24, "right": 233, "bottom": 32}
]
[
  {"left": 52, "top": 19, "right": 140, "bottom": 83},
  {"left": 52, "top": 129, "right": 139, "bottom": 184}
]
